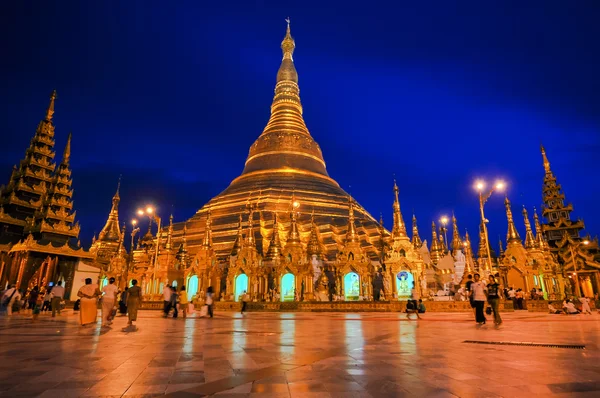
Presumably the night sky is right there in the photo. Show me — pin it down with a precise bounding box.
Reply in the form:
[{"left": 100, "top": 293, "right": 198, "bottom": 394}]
[{"left": 2, "top": 1, "right": 599, "bottom": 250}]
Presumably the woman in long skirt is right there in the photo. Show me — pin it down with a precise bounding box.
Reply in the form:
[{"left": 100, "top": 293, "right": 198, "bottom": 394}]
[
  {"left": 125, "top": 279, "right": 142, "bottom": 330},
  {"left": 77, "top": 278, "right": 100, "bottom": 326}
]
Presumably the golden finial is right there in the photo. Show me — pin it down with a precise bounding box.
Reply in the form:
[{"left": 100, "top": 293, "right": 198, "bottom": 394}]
[
  {"left": 113, "top": 175, "right": 121, "bottom": 201},
  {"left": 281, "top": 17, "right": 295, "bottom": 60},
  {"left": 504, "top": 196, "right": 521, "bottom": 244},
  {"left": 540, "top": 144, "right": 551, "bottom": 174},
  {"left": 62, "top": 132, "right": 72, "bottom": 164},
  {"left": 522, "top": 206, "right": 536, "bottom": 249},
  {"left": 45, "top": 90, "right": 57, "bottom": 121}
]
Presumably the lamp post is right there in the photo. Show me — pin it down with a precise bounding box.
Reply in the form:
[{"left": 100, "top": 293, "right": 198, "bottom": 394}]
[
  {"left": 568, "top": 239, "right": 589, "bottom": 298},
  {"left": 138, "top": 206, "right": 162, "bottom": 294},
  {"left": 123, "top": 219, "right": 140, "bottom": 288},
  {"left": 439, "top": 216, "right": 449, "bottom": 253},
  {"left": 475, "top": 180, "right": 505, "bottom": 274}
]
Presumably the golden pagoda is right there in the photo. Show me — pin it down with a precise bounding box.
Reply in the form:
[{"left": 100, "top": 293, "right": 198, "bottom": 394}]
[{"left": 129, "top": 21, "right": 425, "bottom": 302}]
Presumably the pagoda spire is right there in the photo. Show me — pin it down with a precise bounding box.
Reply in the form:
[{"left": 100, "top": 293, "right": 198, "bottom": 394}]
[
  {"left": 202, "top": 209, "right": 212, "bottom": 249},
  {"left": 165, "top": 213, "right": 173, "bottom": 250},
  {"left": 266, "top": 211, "right": 283, "bottom": 260},
  {"left": 231, "top": 214, "right": 244, "bottom": 256},
  {"left": 97, "top": 177, "right": 122, "bottom": 243},
  {"left": 463, "top": 229, "right": 475, "bottom": 273},
  {"left": 245, "top": 205, "right": 256, "bottom": 246},
  {"left": 539, "top": 144, "right": 584, "bottom": 249},
  {"left": 412, "top": 214, "right": 422, "bottom": 249},
  {"left": 430, "top": 221, "right": 442, "bottom": 264},
  {"left": 504, "top": 196, "right": 521, "bottom": 244},
  {"left": 522, "top": 206, "right": 536, "bottom": 249},
  {"left": 176, "top": 224, "right": 188, "bottom": 265},
  {"left": 533, "top": 207, "right": 549, "bottom": 250},
  {"left": 61, "top": 132, "right": 72, "bottom": 165},
  {"left": 45, "top": 90, "right": 57, "bottom": 122},
  {"left": 451, "top": 213, "right": 463, "bottom": 256},
  {"left": 498, "top": 236, "right": 504, "bottom": 257},
  {"left": 391, "top": 180, "right": 408, "bottom": 239},
  {"left": 345, "top": 196, "right": 359, "bottom": 244}
]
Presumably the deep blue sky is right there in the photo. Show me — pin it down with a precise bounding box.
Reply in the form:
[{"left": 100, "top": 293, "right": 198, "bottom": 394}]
[{"left": 2, "top": 1, "right": 599, "bottom": 250}]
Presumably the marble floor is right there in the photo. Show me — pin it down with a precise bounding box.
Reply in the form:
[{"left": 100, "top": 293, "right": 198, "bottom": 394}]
[{"left": 0, "top": 310, "right": 599, "bottom": 397}]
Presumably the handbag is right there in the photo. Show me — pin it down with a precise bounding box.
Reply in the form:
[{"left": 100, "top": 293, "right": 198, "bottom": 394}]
[{"left": 485, "top": 306, "right": 492, "bottom": 315}]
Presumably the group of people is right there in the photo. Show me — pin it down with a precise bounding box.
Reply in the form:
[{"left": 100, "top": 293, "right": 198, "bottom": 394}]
[
  {"left": 76, "top": 277, "right": 142, "bottom": 330},
  {"left": 1, "top": 282, "right": 66, "bottom": 317},
  {"left": 465, "top": 273, "right": 503, "bottom": 326},
  {"left": 163, "top": 285, "right": 214, "bottom": 319}
]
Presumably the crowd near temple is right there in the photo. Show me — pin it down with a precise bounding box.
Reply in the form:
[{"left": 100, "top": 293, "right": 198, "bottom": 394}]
[{"left": 1, "top": 22, "right": 599, "bottom": 309}]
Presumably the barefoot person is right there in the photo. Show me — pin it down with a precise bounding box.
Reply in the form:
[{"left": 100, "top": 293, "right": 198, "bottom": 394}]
[
  {"left": 101, "top": 277, "right": 118, "bottom": 327},
  {"left": 77, "top": 278, "right": 101, "bottom": 326},
  {"left": 125, "top": 279, "right": 142, "bottom": 330}
]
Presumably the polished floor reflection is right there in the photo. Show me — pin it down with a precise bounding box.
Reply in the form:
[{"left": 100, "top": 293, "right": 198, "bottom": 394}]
[{"left": 1, "top": 311, "right": 599, "bottom": 397}]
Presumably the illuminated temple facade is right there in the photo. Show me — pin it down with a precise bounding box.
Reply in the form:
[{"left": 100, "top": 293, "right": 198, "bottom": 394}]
[{"left": 1, "top": 23, "right": 599, "bottom": 303}]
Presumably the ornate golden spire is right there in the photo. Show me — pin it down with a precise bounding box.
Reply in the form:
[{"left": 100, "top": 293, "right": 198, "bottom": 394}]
[
  {"left": 245, "top": 204, "right": 256, "bottom": 246},
  {"left": 45, "top": 90, "right": 57, "bottom": 122},
  {"left": 266, "top": 212, "right": 283, "bottom": 260},
  {"left": 391, "top": 180, "right": 408, "bottom": 239},
  {"left": 240, "top": 19, "right": 330, "bottom": 179},
  {"left": 166, "top": 213, "right": 173, "bottom": 250},
  {"left": 430, "top": 221, "right": 442, "bottom": 264},
  {"left": 439, "top": 229, "right": 447, "bottom": 253},
  {"left": 231, "top": 214, "right": 244, "bottom": 256},
  {"left": 533, "top": 207, "right": 549, "bottom": 250},
  {"left": 498, "top": 236, "right": 504, "bottom": 256},
  {"left": 98, "top": 177, "right": 122, "bottom": 243},
  {"left": 202, "top": 209, "right": 212, "bottom": 249},
  {"left": 541, "top": 144, "right": 552, "bottom": 174},
  {"left": 345, "top": 196, "right": 359, "bottom": 244},
  {"left": 522, "top": 206, "right": 536, "bottom": 249},
  {"left": 504, "top": 196, "right": 521, "bottom": 244},
  {"left": 412, "top": 214, "right": 422, "bottom": 249},
  {"left": 451, "top": 213, "right": 463, "bottom": 255},
  {"left": 62, "top": 132, "right": 72, "bottom": 165},
  {"left": 464, "top": 229, "right": 475, "bottom": 272}
]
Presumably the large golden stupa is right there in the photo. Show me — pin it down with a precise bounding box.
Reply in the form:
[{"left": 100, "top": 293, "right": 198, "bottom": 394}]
[{"left": 177, "top": 22, "right": 384, "bottom": 261}]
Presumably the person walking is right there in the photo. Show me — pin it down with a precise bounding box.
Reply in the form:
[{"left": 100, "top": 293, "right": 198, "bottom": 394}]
[
  {"left": 125, "top": 279, "right": 142, "bottom": 331},
  {"left": 580, "top": 297, "right": 592, "bottom": 315},
  {"left": 240, "top": 290, "right": 248, "bottom": 314},
  {"left": 50, "top": 281, "right": 65, "bottom": 317},
  {"left": 27, "top": 286, "right": 39, "bottom": 313},
  {"left": 101, "top": 277, "right": 119, "bottom": 327},
  {"left": 41, "top": 288, "right": 53, "bottom": 312},
  {"left": 171, "top": 286, "right": 179, "bottom": 318},
  {"left": 470, "top": 273, "right": 487, "bottom": 325},
  {"left": 77, "top": 278, "right": 101, "bottom": 326},
  {"left": 163, "top": 285, "right": 172, "bottom": 317},
  {"left": 206, "top": 286, "right": 214, "bottom": 318},
  {"left": 2, "top": 285, "right": 21, "bottom": 316},
  {"left": 179, "top": 286, "right": 189, "bottom": 319},
  {"left": 119, "top": 287, "right": 128, "bottom": 315},
  {"left": 465, "top": 274, "right": 475, "bottom": 318},
  {"left": 486, "top": 275, "right": 503, "bottom": 325}
]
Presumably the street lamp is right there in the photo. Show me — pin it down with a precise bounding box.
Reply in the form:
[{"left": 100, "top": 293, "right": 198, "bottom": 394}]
[
  {"left": 475, "top": 179, "right": 505, "bottom": 273},
  {"left": 439, "top": 216, "right": 449, "bottom": 253},
  {"left": 568, "top": 239, "right": 589, "bottom": 298},
  {"left": 137, "top": 205, "right": 162, "bottom": 294}
]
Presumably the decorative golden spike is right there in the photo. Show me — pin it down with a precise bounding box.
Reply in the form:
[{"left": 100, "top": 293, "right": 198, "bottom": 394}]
[
  {"left": 540, "top": 144, "right": 551, "bottom": 174},
  {"left": 498, "top": 236, "right": 504, "bottom": 256},
  {"left": 166, "top": 213, "right": 173, "bottom": 250},
  {"left": 430, "top": 221, "right": 441, "bottom": 264},
  {"left": 522, "top": 206, "right": 536, "bottom": 249},
  {"left": 246, "top": 204, "right": 255, "bottom": 246},
  {"left": 451, "top": 213, "right": 463, "bottom": 255},
  {"left": 533, "top": 207, "right": 548, "bottom": 250},
  {"left": 231, "top": 213, "right": 244, "bottom": 256},
  {"left": 464, "top": 229, "right": 474, "bottom": 272},
  {"left": 45, "top": 90, "right": 57, "bottom": 121},
  {"left": 266, "top": 211, "right": 283, "bottom": 260},
  {"left": 307, "top": 211, "right": 323, "bottom": 257},
  {"left": 504, "top": 196, "right": 521, "bottom": 244},
  {"left": 282, "top": 17, "right": 295, "bottom": 61},
  {"left": 391, "top": 180, "right": 408, "bottom": 239},
  {"left": 345, "top": 195, "right": 359, "bottom": 244},
  {"left": 412, "top": 214, "right": 422, "bottom": 249},
  {"left": 62, "top": 132, "right": 72, "bottom": 164}
]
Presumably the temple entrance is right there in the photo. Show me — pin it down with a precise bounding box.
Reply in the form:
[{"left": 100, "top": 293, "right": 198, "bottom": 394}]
[
  {"left": 187, "top": 275, "right": 198, "bottom": 301},
  {"left": 396, "top": 270, "right": 413, "bottom": 299},
  {"left": 235, "top": 274, "right": 248, "bottom": 302},
  {"left": 281, "top": 273, "right": 295, "bottom": 302},
  {"left": 344, "top": 272, "right": 360, "bottom": 301},
  {"left": 507, "top": 268, "right": 526, "bottom": 290}
]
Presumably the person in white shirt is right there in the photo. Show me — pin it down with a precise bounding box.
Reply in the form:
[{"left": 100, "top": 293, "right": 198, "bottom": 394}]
[
  {"left": 579, "top": 297, "right": 592, "bottom": 315},
  {"left": 50, "top": 282, "right": 65, "bottom": 317},
  {"left": 470, "top": 273, "right": 487, "bottom": 325},
  {"left": 2, "top": 285, "right": 21, "bottom": 316},
  {"left": 101, "top": 277, "right": 119, "bottom": 326}
]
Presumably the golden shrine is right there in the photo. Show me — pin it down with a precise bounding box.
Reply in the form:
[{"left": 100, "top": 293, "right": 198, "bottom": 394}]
[{"left": 2, "top": 21, "right": 600, "bottom": 305}]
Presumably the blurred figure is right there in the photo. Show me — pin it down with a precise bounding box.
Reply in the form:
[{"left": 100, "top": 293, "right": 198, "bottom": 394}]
[
  {"left": 125, "top": 279, "right": 142, "bottom": 331},
  {"left": 77, "top": 278, "right": 100, "bottom": 326}
]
